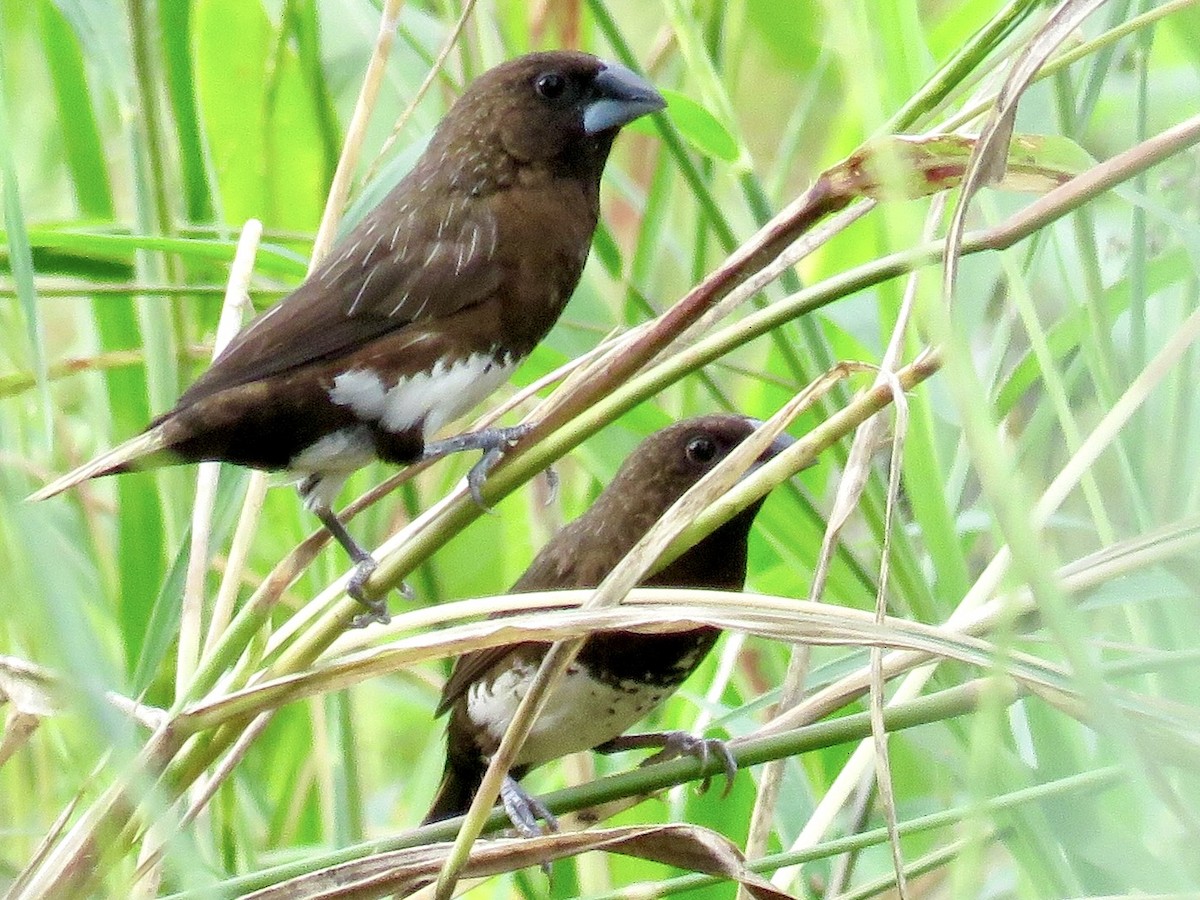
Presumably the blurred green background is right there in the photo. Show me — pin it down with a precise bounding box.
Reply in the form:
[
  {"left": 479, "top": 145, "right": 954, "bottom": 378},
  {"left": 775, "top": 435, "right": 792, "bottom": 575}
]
[{"left": 2, "top": 0, "right": 1200, "bottom": 897}]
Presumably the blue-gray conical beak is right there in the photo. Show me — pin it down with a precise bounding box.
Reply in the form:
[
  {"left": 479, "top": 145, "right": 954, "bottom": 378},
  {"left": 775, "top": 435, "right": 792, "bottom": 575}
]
[
  {"left": 745, "top": 418, "right": 799, "bottom": 472},
  {"left": 583, "top": 61, "right": 666, "bottom": 135}
]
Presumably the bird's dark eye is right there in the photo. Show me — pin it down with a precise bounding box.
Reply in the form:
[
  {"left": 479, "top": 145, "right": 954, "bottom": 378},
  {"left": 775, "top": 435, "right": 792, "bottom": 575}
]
[
  {"left": 535, "top": 71, "right": 567, "bottom": 100},
  {"left": 685, "top": 436, "right": 718, "bottom": 464}
]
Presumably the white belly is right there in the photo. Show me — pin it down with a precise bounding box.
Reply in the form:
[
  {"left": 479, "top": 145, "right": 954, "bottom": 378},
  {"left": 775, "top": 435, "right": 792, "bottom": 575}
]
[
  {"left": 288, "top": 426, "right": 376, "bottom": 477},
  {"left": 466, "top": 661, "right": 678, "bottom": 767}
]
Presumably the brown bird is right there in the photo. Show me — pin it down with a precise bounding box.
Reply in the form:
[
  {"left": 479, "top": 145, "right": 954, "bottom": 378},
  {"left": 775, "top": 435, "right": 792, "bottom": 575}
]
[
  {"left": 29, "top": 51, "right": 665, "bottom": 625},
  {"left": 424, "top": 415, "right": 794, "bottom": 833}
]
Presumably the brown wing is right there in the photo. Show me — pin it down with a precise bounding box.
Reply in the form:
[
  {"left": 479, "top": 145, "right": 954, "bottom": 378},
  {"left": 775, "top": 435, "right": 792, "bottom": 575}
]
[
  {"left": 435, "top": 518, "right": 618, "bottom": 717},
  {"left": 176, "top": 176, "right": 502, "bottom": 410}
]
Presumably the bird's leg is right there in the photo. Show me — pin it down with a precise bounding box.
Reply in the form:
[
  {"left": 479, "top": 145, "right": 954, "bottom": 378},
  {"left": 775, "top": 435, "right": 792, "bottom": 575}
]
[
  {"left": 595, "top": 731, "right": 738, "bottom": 796},
  {"left": 422, "top": 422, "right": 556, "bottom": 508},
  {"left": 300, "top": 476, "right": 396, "bottom": 628},
  {"left": 308, "top": 504, "right": 392, "bottom": 628},
  {"left": 499, "top": 774, "right": 558, "bottom": 837}
]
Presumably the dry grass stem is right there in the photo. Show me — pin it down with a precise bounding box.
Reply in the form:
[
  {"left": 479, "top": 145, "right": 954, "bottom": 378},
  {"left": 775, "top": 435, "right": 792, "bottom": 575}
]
[{"left": 177, "top": 219, "right": 262, "bottom": 694}]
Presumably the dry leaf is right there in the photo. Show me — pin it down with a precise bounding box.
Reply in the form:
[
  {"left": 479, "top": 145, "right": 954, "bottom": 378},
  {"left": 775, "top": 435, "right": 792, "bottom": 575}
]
[{"left": 243, "top": 824, "right": 795, "bottom": 900}]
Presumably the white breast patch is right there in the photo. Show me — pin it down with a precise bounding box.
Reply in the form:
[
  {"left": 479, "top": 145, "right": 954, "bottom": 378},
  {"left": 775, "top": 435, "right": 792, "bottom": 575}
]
[{"left": 328, "top": 351, "right": 518, "bottom": 439}]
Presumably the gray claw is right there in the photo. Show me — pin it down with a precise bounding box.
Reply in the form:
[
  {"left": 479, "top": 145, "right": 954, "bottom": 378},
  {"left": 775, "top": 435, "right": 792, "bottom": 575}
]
[
  {"left": 643, "top": 732, "right": 737, "bottom": 797},
  {"left": 346, "top": 555, "right": 376, "bottom": 595},
  {"left": 467, "top": 447, "right": 504, "bottom": 512},
  {"left": 350, "top": 604, "right": 390, "bottom": 629},
  {"left": 462, "top": 422, "right": 538, "bottom": 511},
  {"left": 500, "top": 774, "right": 558, "bottom": 838},
  {"left": 346, "top": 557, "right": 391, "bottom": 628},
  {"left": 714, "top": 741, "right": 738, "bottom": 797}
]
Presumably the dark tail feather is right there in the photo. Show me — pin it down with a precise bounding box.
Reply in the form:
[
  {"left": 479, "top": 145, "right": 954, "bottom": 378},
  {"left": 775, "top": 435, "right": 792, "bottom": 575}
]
[
  {"left": 422, "top": 761, "right": 484, "bottom": 825},
  {"left": 26, "top": 427, "right": 172, "bottom": 501}
]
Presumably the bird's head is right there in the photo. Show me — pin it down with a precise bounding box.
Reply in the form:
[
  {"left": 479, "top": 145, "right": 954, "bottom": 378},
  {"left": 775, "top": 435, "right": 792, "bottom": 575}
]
[
  {"left": 430, "top": 51, "right": 665, "bottom": 177},
  {"left": 509, "top": 415, "right": 797, "bottom": 594},
  {"left": 613, "top": 414, "right": 795, "bottom": 520},
  {"left": 596, "top": 415, "right": 796, "bottom": 590}
]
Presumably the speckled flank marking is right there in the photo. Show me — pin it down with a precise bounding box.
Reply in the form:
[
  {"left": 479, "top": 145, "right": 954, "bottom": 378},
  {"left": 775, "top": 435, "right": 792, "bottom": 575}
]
[{"left": 466, "top": 662, "right": 679, "bottom": 767}]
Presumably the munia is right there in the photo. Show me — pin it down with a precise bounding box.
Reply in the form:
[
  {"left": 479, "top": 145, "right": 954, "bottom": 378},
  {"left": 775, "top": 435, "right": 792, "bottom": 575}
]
[
  {"left": 30, "top": 51, "right": 665, "bottom": 624},
  {"left": 425, "top": 415, "right": 793, "bottom": 833}
]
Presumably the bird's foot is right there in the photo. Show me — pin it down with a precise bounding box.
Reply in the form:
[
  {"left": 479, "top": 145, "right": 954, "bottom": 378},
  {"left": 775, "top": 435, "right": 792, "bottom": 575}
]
[
  {"left": 600, "top": 730, "right": 737, "bottom": 796},
  {"left": 468, "top": 452, "right": 558, "bottom": 510},
  {"left": 645, "top": 732, "right": 737, "bottom": 796},
  {"left": 463, "top": 423, "right": 533, "bottom": 508},
  {"left": 306, "top": 494, "right": 412, "bottom": 627},
  {"left": 346, "top": 556, "right": 392, "bottom": 628},
  {"left": 500, "top": 774, "right": 558, "bottom": 838},
  {"left": 423, "top": 422, "right": 552, "bottom": 509}
]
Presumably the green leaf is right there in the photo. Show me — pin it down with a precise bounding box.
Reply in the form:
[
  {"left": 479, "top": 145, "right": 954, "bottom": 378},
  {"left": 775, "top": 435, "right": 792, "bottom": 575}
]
[
  {"left": 658, "top": 88, "right": 739, "bottom": 163},
  {"left": 0, "top": 36, "right": 50, "bottom": 445},
  {"left": 158, "top": 0, "right": 215, "bottom": 222},
  {"left": 13, "top": 226, "right": 309, "bottom": 278},
  {"left": 40, "top": 0, "right": 114, "bottom": 218},
  {"left": 745, "top": 0, "right": 823, "bottom": 70}
]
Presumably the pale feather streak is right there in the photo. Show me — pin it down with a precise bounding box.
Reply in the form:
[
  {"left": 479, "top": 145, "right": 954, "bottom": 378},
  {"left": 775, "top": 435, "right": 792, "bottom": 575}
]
[{"left": 346, "top": 266, "right": 378, "bottom": 316}]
